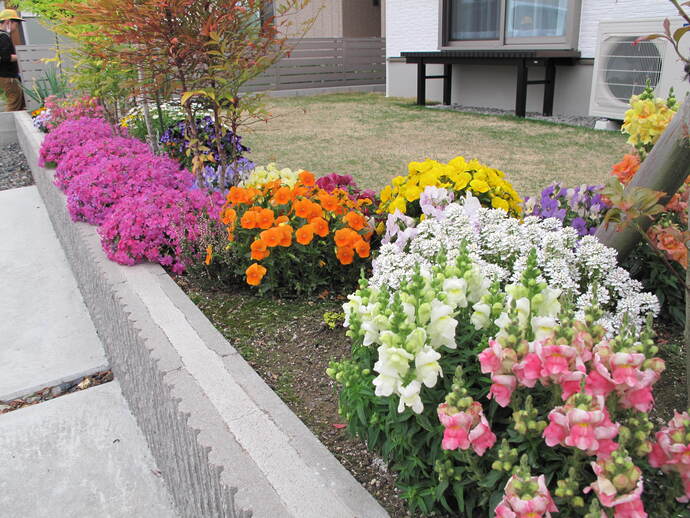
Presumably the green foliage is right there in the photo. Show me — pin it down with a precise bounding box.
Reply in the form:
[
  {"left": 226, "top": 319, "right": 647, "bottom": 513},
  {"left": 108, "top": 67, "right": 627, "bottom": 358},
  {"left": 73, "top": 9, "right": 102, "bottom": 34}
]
[
  {"left": 323, "top": 311, "right": 345, "bottom": 329},
  {"left": 21, "top": 66, "right": 69, "bottom": 106}
]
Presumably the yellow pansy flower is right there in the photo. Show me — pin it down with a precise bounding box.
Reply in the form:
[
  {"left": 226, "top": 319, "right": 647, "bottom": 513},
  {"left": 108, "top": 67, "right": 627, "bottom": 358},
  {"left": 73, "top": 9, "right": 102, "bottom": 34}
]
[{"left": 470, "top": 179, "right": 490, "bottom": 194}]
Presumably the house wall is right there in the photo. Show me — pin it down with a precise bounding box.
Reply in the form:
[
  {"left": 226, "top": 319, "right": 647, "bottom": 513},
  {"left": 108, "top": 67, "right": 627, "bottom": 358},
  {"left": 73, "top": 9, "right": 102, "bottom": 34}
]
[
  {"left": 578, "top": 0, "right": 679, "bottom": 58},
  {"left": 387, "top": 59, "right": 593, "bottom": 115},
  {"left": 280, "top": 0, "right": 343, "bottom": 38},
  {"left": 342, "top": 0, "right": 381, "bottom": 37},
  {"left": 386, "top": 0, "right": 439, "bottom": 57}
]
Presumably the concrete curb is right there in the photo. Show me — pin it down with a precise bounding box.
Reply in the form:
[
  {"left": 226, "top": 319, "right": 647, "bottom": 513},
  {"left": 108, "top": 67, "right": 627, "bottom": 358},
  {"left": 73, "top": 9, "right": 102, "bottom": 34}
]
[{"left": 14, "top": 111, "right": 389, "bottom": 518}]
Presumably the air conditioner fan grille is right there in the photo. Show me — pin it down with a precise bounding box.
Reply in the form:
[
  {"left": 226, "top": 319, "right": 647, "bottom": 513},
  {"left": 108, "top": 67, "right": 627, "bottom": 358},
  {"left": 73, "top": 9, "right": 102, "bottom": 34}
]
[{"left": 602, "top": 37, "right": 662, "bottom": 103}]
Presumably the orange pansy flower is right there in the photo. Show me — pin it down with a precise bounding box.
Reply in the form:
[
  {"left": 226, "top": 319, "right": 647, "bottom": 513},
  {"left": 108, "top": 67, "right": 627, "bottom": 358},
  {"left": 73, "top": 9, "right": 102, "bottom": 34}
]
[
  {"left": 240, "top": 210, "right": 258, "bottom": 229},
  {"left": 319, "top": 193, "right": 339, "bottom": 212},
  {"left": 275, "top": 215, "right": 289, "bottom": 225},
  {"left": 221, "top": 208, "right": 237, "bottom": 225},
  {"left": 296, "top": 224, "right": 315, "bottom": 245},
  {"left": 334, "top": 228, "right": 359, "bottom": 248},
  {"left": 354, "top": 239, "right": 370, "bottom": 258},
  {"left": 204, "top": 245, "right": 213, "bottom": 265},
  {"left": 336, "top": 246, "right": 355, "bottom": 265},
  {"left": 344, "top": 211, "right": 366, "bottom": 231},
  {"left": 308, "top": 202, "right": 324, "bottom": 220},
  {"left": 256, "top": 208, "right": 275, "bottom": 229},
  {"left": 277, "top": 224, "right": 293, "bottom": 247},
  {"left": 250, "top": 239, "right": 270, "bottom": 260},
  {"left": 246, "top": 263, "right": 267, "bottom": 286},
  {"left": 260, "top": 227, "right": 282, "bottom": 247},
  {"left": 272, "top": 186, "right": 293, "bottom": 205},
  {"left": 228, "top": 187, "right": 249, "bottom": 205},
  {"left": 294, "top": 199, "right": 313, "bottom": 219},
  {"left": 227, "top": 226, "right": 235, "bottom": 242},
  {"left": 298, "top": 170, "right": 316, "bottom": 186},
  {"left": 309, "top": 217, "right": 329, "bottom": 237}
]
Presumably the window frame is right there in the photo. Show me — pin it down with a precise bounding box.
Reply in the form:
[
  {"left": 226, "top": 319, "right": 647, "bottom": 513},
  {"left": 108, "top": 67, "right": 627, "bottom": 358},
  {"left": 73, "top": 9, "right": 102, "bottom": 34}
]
[{"left": 439, "top": 0, "right": 581, "bottom": 50}]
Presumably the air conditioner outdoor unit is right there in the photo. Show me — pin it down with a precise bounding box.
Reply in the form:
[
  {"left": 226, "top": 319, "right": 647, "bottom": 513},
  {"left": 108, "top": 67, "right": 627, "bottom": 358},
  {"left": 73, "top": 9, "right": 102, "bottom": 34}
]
[{"left": 589, "top": 18, "right": 689, "bottom": 120}]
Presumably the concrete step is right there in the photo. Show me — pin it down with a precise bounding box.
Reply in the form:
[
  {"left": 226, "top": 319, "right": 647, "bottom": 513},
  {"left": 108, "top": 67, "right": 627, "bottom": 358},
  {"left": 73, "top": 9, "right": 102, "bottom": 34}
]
[
  {"left": 0, "top": 381, "right": 178, "bottom": 518},
  {"left": 0, "top": 186, "right": 108, "bottom": 401}
]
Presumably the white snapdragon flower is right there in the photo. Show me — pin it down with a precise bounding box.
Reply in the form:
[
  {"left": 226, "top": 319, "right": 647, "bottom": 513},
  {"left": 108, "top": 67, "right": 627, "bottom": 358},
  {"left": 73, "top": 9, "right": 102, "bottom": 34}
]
[
  {"left": 397, "top": 380, "right": 424, "bottom": 414},
  {"left": 414, "top": 346, "right": 443, "bottom": 388},
  {"left": 531, "top": 316, "right": 558, "bottom": 341},
  {"left": 428, "top": 299, "right": 457, "bottom": 349},
  {"left": 471, "top": 301, "right": 492, "bottom": 330},
  {"left": 443, "top": 277, "right": 468, "bottom": 308},
  {"left": 404, "top": 327, "right": 427, "bottom": 354}
]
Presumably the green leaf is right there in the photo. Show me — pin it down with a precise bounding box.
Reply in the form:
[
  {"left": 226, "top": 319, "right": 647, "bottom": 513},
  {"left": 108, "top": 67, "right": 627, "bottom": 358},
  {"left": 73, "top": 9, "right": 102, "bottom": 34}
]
[{"left": 478, "top": 470, "right": 503, "bottom": 488}]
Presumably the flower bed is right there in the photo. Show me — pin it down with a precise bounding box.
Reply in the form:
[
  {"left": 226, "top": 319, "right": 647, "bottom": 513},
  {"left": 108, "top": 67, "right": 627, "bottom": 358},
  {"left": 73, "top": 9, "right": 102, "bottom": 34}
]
[{"left": 31, "top": 89, "right": 689, "bottom": 517}]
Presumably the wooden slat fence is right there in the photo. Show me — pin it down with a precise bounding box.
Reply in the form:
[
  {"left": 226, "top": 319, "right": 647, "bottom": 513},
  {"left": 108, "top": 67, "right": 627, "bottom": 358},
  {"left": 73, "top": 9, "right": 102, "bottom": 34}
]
[
  {"left": 242, "top": 37, "right": 386, "bottom": 92},
  {"left": 15, "top": 37, "right": 386, "bottom": 105}
]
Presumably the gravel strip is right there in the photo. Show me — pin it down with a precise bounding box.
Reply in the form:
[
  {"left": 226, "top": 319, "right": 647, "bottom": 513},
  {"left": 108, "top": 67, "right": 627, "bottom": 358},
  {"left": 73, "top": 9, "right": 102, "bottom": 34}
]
[
  {"left": 0, "top": 142, "right": 33, "bottom": 191},
  {"left": 428, "top": 103, "right": 611, "bottom": 129}
]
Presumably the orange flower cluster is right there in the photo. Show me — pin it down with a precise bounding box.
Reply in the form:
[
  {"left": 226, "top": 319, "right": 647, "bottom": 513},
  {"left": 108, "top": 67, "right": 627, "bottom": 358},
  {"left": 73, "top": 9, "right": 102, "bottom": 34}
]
[{"left": 219, "top": 170, "right": 373, "bottom": 288}]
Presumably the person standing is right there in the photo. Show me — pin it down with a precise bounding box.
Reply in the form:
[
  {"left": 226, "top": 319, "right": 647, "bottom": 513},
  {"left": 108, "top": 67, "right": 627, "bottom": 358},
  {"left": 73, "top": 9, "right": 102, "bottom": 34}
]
[{"left": 0, "top": 9, "right": 25, "bottom": 111}]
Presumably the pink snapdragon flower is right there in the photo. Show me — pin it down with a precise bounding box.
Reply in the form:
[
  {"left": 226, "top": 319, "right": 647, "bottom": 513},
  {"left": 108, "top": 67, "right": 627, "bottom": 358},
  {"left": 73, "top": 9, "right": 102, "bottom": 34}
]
[
  {"left": 585, "top": 343, "right": 664, "bottom": 413},
  {"left": 543, "top": 393, "right": 618, "bottom": 458},
  {"left": 494, "top": 474, "right": 558, "bottom": 518},
  {"left": 648, "top": 411, "right": 690, "bottom": 502},
  {"left": 437, "top": 401, "right": 496, "bottom": 456},
  {"left": 587, "top": 454, "right": 646, "bottom": 517},
  {"left": 488, "top": 374, "right": 517, "bottom": 408}
]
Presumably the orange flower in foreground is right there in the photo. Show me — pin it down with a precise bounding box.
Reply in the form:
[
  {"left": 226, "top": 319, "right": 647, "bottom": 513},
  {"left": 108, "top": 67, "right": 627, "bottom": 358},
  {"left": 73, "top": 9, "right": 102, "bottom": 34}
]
[
  {"left": 240, "top": 210, "right": 258, "bottom": 229},
  {"left": 228, "top": 186, "right": 250, "bottom": 205},
  {"left": 277, "top": 224, "right": 293, "bottom": 247},
  {"left": 204, "top": 245, "right": 213, "bottom": 265},
  {"left": 334, "top": 227, "right": 360, "bottom": 248},
  {"left": 336, "top": 246, "right": 355, "bottom": 265},
  {"left": 308, "top": 202, "right": 324, "bottom": 220},
  {"left": 296, "top": 224, "right": 315, "bottom": 245},
  {"left": 310, "top": 217, "right": 329, "bottom": 237},
  {"left": 354, "top": 239, "right": 370, "bottom": 258},
  {"left": 294, "top": 199, "right": 313, "bottom": 219},
  {"left": 221, "top": 208, "right": 237, "bottom": 225},
  {"left": 246, "top": 263, "right": 267, "bottom": 286},
  {"left": 256, "top": 208, "right": 275, "bottom": 229},
  {"left": 275, "top": 215, "right": 289, "bottom": 225},
  {"left": 344, "top": 210, "right": 366, "bottom": 231},
  {"left": 272, "top": 186, "right": 293, "bottom": 205},
  {"left": 611, "top": 154, "right": 640, "bottom": 185},
  {"left": 298, "top": 170, "right": 315, "bottom": 186},
  {"left": 250, "top": 239, "right": 270, "bottom": 260},
  {"left": 319, "top": 193, "right": 339, "bottom": 212},
  {"left": 260, "top": 227, "right": 282, "bottom": 247}
]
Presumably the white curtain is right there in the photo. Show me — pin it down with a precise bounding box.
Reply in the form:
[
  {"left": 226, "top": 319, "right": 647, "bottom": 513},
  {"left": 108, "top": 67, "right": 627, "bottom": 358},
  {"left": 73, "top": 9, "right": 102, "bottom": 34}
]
[
  {"left": 506, "top": 0, "right": 568, "bottom": 38},
  {"left": 449, "top": 0, "right": 500, "bottom": 41}
]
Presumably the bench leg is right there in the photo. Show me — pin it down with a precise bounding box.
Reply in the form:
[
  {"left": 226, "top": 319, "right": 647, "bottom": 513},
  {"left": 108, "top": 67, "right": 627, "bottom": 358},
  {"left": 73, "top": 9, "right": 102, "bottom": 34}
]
[
  {"left": 443, "top": 64, "right": 452, "bottom": 105},
  {"left": 515, "top": 59, "right": 527, "bottom": 118},
  {"left": 542, "top": 60, "right": 556, "bottom": 116},
  {"left": 417, "top": 62, "right": 426, "bottom": 106}
]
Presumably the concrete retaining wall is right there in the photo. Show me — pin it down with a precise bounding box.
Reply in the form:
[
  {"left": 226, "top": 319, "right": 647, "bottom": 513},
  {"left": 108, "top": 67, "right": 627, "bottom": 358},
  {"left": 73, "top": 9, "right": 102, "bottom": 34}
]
[{"left": 14, "top": 111, "right": 388, "bottom": 518}]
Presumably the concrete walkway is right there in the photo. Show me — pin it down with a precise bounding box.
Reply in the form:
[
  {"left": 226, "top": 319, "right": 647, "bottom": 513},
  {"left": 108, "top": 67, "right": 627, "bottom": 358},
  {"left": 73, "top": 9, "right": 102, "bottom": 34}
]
[
  {"left": 0, "top": 186, "right": 107, "bottom": 400},
  {"left": 0, "top": 186, "right": 178, "bottom": 517}
]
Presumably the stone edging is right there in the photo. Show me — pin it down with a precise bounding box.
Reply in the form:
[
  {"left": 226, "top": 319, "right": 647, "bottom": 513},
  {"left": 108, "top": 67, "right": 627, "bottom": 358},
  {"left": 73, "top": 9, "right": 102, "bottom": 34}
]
[{"left": 14, "top": 111, "right": 388, "bottom": 518}]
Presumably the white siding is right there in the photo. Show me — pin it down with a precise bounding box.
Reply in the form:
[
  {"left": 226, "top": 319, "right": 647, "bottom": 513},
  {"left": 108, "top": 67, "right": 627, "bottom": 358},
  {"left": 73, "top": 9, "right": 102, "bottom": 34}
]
[
  {"left": 386, "top": 0, "right": 439, "bottom": 57},
  {"left": 579, "top": 0, "right": 679, "bottom": 58}
]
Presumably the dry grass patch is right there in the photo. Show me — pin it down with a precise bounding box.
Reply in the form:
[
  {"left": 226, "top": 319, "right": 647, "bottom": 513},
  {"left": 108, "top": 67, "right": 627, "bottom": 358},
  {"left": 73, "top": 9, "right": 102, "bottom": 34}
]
[{"left": 243, "top": 93, "right": 628, "bottom": 197}]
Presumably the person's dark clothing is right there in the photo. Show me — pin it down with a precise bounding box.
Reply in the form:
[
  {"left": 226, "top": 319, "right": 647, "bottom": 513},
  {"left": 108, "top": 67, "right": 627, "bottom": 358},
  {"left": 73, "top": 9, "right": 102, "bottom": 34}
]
[{"left": 0, "top": 30, "right": 19, "bottom": 78}]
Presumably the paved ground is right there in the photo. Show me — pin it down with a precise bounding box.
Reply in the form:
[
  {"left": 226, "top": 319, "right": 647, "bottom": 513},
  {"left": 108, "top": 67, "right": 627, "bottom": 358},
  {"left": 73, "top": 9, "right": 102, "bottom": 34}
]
[
  {"left": 0, "top": 185, "right": 178, "bottom": 517},
  {"left": 0, "top": 186, "right": 108, "bottom": 401},
  {"left": 0, "top": 382, "right": 177, "bottom": 517}
]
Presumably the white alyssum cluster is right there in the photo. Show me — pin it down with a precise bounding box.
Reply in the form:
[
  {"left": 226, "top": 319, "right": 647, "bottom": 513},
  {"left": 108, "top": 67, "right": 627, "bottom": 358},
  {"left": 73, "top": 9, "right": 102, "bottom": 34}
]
[{"left": 370, "top": 199, "right": 658, "bottom": 329}]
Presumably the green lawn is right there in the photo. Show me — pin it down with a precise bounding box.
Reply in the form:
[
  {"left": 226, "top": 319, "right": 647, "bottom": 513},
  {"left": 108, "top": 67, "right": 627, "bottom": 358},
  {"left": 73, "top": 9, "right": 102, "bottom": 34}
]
[{"left": 243, "top": 92, "right": 629, "bottom": 198}]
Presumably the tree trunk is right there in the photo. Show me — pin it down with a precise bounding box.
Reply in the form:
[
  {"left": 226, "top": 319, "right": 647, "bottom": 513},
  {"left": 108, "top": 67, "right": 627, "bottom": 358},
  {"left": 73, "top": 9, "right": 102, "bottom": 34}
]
[
  {"left": 594, "top": 100, "right": 690, "bottom": 259},
  {"left": 138, "top": 68, "right": 159, "bottom": 155}
]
